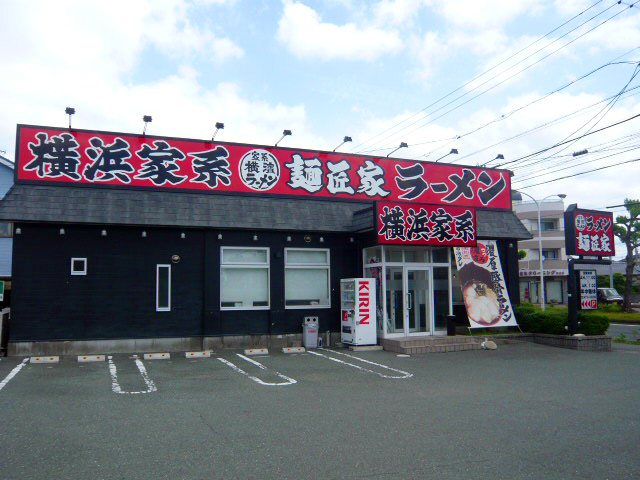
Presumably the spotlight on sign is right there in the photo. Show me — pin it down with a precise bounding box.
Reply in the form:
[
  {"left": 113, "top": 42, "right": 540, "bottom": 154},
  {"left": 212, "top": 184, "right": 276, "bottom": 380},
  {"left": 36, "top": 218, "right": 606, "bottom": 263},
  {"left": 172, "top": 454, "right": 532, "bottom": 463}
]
[
  {"left": 434, "top": 148, "right": 459, "bottom": 163},
  {"left": 386, "top": 142, "right": 408, "bottom": 158},
  {"left": 65, "top": 107, "right": 75, "bottom": 129},
  {"left": 481, "top": 153, "right": 504, "bottom": 167},
  {"left": 212, "top": 122, "right": 224, "bottom": 142},
  {"left": 275, "top": 129, "right": 292, "bottom": 147},
  {"left": 333, "top": 136, "right": 352, "bottom": 152},
  {"left": 142, "top": 115, "right": 152, "bottom": 136}
]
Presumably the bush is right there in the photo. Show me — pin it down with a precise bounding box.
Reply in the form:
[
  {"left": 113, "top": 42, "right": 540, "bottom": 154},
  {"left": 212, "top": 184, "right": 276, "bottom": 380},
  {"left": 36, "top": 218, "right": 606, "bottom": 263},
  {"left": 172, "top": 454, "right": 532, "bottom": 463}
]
[
  {"left": 578, "top": 313, "right": 610, "bottom": 336},
  {"left": 515, "top": 304, "right": 567, "bottom": 334},
  {"left": 598, "top": 303, "right": 622, "bottom": 313}
]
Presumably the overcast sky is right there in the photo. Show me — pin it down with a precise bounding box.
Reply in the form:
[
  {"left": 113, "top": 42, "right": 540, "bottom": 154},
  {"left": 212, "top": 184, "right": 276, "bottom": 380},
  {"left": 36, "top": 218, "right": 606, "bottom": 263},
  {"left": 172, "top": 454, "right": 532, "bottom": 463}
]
[{"left": 1, "top": 0, "right": 639, "bottom": 255}]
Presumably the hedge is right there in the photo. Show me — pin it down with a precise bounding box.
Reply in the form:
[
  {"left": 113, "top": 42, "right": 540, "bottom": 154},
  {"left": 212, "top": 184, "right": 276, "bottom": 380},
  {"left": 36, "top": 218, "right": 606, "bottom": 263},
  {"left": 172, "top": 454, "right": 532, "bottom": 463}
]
[{"left": 514, "top": 304, "right": 609, "bottom": 336}]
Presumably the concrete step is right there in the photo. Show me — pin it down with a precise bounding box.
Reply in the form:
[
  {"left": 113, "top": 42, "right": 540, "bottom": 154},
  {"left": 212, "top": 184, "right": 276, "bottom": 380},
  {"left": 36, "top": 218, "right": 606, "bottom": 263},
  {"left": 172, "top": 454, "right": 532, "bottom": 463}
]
[{"left": 397, "top": 342, "right": 481, "bottom": 354}]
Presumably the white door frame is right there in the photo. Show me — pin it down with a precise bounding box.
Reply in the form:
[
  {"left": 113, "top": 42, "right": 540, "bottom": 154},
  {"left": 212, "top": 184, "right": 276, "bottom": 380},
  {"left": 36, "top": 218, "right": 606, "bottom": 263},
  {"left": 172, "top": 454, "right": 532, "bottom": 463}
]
[{"left": 404, "top": 266, "right": 433, "bottom": 337}]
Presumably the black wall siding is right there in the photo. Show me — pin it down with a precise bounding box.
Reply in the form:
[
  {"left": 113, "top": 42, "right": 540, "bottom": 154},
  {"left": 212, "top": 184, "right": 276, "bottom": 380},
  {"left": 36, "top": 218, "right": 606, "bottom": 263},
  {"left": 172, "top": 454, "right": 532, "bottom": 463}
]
[
  {"left": 12, "top": 224, "right": 205, "bottom": 342},
  {"left": 11, "top": 224, "right": 359, "bottom": 342}
]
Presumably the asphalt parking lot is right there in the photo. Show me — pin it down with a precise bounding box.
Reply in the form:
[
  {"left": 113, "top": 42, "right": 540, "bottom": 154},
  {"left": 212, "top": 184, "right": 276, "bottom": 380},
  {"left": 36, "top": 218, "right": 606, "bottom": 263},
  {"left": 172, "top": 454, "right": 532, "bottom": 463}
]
[{"left": 0, "top": 343, "right": 639, "bottom": 480}]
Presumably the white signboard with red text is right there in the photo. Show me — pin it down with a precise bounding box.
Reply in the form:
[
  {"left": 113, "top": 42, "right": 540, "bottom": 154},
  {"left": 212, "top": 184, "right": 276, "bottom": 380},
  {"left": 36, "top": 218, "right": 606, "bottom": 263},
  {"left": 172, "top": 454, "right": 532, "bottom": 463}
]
[
  {"left": 340, "top": 278, "right": 377, "bottom": 345},
  {"left": 579, "top": 270, "right": 598, "bottom": 310},
  {"left": 454, "top": 241, "right": 518, "bottom": 329}
]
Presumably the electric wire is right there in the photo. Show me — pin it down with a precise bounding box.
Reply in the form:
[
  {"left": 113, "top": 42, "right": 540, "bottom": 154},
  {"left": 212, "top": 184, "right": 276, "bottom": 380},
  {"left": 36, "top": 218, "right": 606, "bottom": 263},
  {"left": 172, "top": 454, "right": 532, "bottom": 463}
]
[
  {"left": 352, "top": 0, "right": 609, "bottom": 153},
  {"left": 356, "top": 1, "right": 634, "bottom": 154},
  {"left": 504, "top": 62, "right": 640, "bottom": 170},
  {"left": 517, "top": 156, "right": 640, "bottom": 188}
]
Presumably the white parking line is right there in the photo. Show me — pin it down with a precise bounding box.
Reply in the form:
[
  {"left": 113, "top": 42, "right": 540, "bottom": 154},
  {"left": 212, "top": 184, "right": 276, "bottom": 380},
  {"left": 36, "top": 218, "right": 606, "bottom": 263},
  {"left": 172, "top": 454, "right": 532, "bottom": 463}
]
[
  {"left": 308, "top": 349, "right": 413, "bottom": 379},
  {"left": 216, "top": 355, "right": 297, "bottom": 386},
  {"left": 107, "top": 355, "right": 157, "bottom": 394},
  {"left": 0, "top": 358, "right": 29, "bottom": 392}
]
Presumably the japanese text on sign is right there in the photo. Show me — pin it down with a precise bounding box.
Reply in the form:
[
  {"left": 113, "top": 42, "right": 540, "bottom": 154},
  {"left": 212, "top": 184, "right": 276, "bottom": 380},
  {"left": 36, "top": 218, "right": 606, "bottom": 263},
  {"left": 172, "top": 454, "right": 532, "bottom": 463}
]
[
  {"left": 579, "top": 270, "right": 597, "bottom": 310},
  {"left": 377, "top": 202, "right": 476, "bottom": 247},
  {"left": 564, "top": 206, "right": 615, "bottom": 257},
  {"left": 16, "top": 125, "right": 512, "bottom": 209}
]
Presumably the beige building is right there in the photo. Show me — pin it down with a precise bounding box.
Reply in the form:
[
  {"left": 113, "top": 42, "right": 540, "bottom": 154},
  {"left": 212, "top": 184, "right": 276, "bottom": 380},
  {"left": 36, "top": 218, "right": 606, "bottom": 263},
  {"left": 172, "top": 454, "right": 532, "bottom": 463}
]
[{"left": 514, "top": 198, "right": 568, "bottom": 304}]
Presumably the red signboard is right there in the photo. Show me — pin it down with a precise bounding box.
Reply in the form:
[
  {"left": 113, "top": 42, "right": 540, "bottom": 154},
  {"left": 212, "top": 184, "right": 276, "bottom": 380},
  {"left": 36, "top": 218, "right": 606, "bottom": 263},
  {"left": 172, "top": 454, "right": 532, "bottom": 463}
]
[
  {"left": 564, "top": 205, "right": 615, "bottom": 256},
  {"left": 377, "top": 201, "right": 476, "bottom": 246},
  {"left": 14, "top": 125, "right": 512, "bottom": 209}
]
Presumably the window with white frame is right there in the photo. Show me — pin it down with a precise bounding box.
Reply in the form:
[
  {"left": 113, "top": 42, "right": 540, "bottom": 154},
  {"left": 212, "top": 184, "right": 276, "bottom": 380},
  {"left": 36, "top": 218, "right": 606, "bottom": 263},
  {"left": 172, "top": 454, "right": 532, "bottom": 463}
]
[
  {"left": 221, "top": 247, "right": 270, "bottom": 309},
  {"left": 156, "top": 264, "right": 171, "bottom": 312},
  {"left": 285, "top": 248, "right": 330, "bottom": 308},
  {"left": 70, "top": 257, "right": 87, "bottom": 276}
]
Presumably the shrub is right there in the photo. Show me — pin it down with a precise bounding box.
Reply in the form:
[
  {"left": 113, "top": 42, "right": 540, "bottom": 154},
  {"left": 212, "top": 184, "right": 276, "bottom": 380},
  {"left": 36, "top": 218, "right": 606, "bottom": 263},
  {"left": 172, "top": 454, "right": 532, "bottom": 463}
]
[
  {"left": 515, "top": 304, "right": 567, "bottom": 334},
  {"left": 540, "top": 314, "right": 567, "bottom": 335},
  {"left": 578, "top": 313, "right": 610, "bottom": 336},
  {"left": 598, "top": 303, "right": 622, "bottom": 313}
]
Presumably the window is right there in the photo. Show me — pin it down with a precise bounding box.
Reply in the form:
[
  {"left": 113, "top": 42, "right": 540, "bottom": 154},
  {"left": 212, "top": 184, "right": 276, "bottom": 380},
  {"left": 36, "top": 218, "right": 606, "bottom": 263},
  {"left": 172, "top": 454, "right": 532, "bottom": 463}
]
[
  {"left": 285, "top": 248, "right": 330, "bottom": 308},
  {"left": 156, "top": 264, "right": 171, "bottom": 311},
  {"left": 542, "top": 249, "right": 559, "bottom": 260},
  {"left": 70, "top": 257, "right": 87, "bottom": 276},
  {"left": 221, "top": 247, "right": 270, "bottom": 310},
  {"left": 541, "top": 220, "right": 557, "bottom": 231},
  {"left": 0, "top": 223, "right": 12, "bottom": 238}
]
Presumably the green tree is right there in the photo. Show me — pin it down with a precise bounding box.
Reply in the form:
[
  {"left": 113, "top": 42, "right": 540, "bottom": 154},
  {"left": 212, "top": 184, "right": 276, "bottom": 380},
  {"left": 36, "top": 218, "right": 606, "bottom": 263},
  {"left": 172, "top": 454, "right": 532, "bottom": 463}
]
[
  {"left": 597, "top": 273, "right": 626, "bottom": 293},
  {"left": 613, "top": 198, "right": 640, "bottom": 312},
  {"left": 518, "top": 250, "right": 527, "bottom": 260}
]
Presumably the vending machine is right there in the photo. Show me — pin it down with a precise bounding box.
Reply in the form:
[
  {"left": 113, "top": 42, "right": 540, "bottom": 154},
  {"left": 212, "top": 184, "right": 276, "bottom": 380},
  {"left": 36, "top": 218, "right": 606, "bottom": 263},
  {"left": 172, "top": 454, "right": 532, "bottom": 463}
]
[{"left": 340, "top": 278, "right": 377, "bottom": 346}]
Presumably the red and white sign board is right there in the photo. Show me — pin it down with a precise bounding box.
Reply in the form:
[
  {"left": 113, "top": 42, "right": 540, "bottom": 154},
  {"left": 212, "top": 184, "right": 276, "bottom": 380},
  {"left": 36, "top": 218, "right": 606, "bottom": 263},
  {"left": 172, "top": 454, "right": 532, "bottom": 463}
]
[
  {"left": 579, "top": 270, "right": 598, "bottom": 310},
  {"left": 453, "top": 241, "right": 518, "bottom": 328},
  {"left": 340, "top": 278, "right": 377, "bottom": 345},
  {"left": 376, "top": 201, "right": 476, "bottom": 247},
  {"left": 564, "top": 205, "right": 615, "bottom": 257},
  {"left": 14, "top": 125, "right": 512, "bottom": 209}
]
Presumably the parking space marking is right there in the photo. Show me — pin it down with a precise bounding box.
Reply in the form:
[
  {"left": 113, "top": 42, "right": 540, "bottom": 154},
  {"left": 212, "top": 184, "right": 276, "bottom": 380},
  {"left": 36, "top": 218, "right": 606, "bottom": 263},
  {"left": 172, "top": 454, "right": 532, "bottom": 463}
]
[
  {"left": 0, "top": 358, "right": 29, "bottom": 392},
  {"left": 308, "top": 349, "right": 413, "bottom": 379},
  {"left": 107, "top": 355, "right": 157, "bottom": 394},
  {"left": 216, "top": 355, "right": 297, "bottom": 386}
]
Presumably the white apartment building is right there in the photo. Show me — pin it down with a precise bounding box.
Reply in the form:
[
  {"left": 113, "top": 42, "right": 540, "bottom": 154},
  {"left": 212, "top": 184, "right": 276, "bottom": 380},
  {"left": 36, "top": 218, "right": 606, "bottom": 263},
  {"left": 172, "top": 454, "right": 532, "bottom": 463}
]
[{"left": 513, "top": 199, "right": 568, "bottom": 304}]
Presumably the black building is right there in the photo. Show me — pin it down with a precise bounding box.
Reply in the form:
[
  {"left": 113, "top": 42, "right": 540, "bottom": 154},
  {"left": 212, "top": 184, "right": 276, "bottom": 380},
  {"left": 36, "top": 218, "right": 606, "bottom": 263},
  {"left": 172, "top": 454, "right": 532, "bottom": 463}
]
[{"left": 0, "top": 125, "right": 531, "bottom": 355}]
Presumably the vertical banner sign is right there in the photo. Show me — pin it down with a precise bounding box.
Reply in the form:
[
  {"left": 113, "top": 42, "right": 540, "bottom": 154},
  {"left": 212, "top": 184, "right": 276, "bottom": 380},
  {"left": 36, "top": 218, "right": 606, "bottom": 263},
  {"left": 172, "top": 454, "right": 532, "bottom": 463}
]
[
  {"left": 579, "top": 270, "right": 598, "bottom": 310},
  {"left": 564, "top": 204, "right": 615, "bottom": 256},
  {"left": 454, "top": 241, "right": 518, "bottom": 328}
]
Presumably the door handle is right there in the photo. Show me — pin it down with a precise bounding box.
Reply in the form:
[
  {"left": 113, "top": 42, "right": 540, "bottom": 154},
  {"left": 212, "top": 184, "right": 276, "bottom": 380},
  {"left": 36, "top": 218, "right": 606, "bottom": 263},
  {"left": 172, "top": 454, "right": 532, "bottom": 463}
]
[{"left": 407, "top": 291, "right": 412, "bottom": 310}]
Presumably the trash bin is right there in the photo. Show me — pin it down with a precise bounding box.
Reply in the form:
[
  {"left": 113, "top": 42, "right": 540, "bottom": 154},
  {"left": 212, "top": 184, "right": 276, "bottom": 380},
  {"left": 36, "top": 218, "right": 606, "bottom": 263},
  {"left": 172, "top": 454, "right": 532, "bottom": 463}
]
[{"left": 302, "top": 317, "right": 319, "bottom": 349}]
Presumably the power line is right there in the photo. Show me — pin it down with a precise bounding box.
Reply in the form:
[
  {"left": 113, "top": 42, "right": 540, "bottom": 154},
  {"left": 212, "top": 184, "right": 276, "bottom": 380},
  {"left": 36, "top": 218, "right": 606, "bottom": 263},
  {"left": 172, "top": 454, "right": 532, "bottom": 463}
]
[
  {"left": 517, "top": 156, "right": 640, "bottom": 189},
  {"left": 498, "top": 112, "right": 640, "bottom": 168},
  {"left": 513, "top": 144, "right": 640, "bottom": 183},
  {"left": 505, "top": 62, "right": 640, "bottom": 170},
  {"left": 357, "top": 1, "right": 632, "bottom": 154},
  {"left": 437, "top": 86, "right": 640, "bottom": 164},
  {"left": 351, "top": 0, "right": 610, "bottom": 153}
]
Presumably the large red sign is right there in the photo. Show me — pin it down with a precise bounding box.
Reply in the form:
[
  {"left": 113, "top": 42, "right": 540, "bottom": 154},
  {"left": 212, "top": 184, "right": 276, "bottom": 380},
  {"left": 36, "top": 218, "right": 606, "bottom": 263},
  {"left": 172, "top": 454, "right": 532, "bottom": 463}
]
[
  {"left": 564, "top": 205, "right": 615, "bottom": 256},
  {"left": 377, "top": 201, "right": 476, "bottom": 246},
  {"left": 15, "top": 125, "right": 512, "bottom": 209}
]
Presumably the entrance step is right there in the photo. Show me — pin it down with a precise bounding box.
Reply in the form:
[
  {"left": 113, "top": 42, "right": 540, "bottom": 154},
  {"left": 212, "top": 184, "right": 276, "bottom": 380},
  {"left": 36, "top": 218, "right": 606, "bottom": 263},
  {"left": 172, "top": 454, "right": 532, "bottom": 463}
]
[{"left": 382, "top": 336, "right": 481, "bottom": 354}]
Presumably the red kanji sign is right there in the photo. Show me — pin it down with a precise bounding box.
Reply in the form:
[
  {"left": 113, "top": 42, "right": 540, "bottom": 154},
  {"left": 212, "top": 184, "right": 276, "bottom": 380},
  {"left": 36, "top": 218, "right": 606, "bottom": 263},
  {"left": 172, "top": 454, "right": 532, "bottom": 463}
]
[
  {"left": 564, "top": 205, "right": 615, "bottom": 256},
  {"left": 15, "top": 125, "right": 512, "bottom": 209},
  {"left": 376, "top": 201, "right": 477, "bottom": 246}
]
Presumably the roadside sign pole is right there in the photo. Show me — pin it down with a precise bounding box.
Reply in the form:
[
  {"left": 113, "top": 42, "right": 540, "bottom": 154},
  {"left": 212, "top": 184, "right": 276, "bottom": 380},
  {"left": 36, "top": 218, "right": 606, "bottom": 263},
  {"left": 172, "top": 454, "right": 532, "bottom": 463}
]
[{"left": 567, "top": 257, "right": 611, "bottom": 335}]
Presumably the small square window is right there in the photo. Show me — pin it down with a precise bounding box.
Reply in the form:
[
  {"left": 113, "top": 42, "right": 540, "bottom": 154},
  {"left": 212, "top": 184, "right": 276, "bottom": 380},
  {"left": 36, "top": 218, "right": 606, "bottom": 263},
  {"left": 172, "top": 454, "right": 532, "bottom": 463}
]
[{"left": 71, "top": 258, "right": 87, "bottom": 276}]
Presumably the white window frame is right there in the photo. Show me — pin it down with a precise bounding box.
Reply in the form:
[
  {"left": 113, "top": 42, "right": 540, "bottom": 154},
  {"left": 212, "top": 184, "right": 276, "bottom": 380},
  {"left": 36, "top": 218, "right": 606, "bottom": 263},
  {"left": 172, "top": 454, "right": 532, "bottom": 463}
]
[
  {"left": 70, "top": 257, "right": 87, "bottom": 276},
  {"left": 220, "top": 246, "right": 270, "bottom": 311},
  {"left": 284, "top": 248, "right": 331, "bottom": 310},
  {"left": 156, "top": 264, "right": 171, "bottom": 312}
]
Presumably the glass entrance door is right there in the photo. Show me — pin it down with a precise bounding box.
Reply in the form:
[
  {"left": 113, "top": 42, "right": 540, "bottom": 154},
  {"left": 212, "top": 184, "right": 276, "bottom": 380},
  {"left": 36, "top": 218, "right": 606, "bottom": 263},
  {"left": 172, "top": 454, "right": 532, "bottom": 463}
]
[
  {"left": 385, "top": 266, "right": 404, "bottom": 334},
  {"left": 407, "top": 268, "right": 431, "bottom": 335}
]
